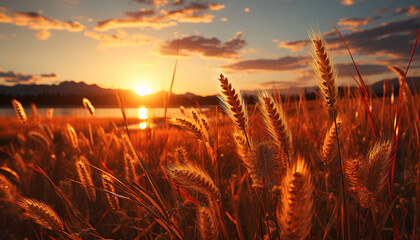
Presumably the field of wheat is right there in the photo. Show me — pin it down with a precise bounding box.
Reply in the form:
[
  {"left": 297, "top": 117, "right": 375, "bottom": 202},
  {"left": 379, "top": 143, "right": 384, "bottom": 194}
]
[{"left": 0, "top": 29, "right": 419, "bottom": 240}]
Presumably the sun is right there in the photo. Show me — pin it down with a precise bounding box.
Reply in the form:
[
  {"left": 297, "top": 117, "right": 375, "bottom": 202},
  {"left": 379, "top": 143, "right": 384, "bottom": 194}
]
[{"left": 135, "top": 84, "right": 152, "bottom": 96}]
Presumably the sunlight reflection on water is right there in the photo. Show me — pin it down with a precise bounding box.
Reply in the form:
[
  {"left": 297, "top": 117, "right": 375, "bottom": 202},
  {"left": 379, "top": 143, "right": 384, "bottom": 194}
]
[{"left": 138, "top": 107, "right": 148, "bottom": 129}]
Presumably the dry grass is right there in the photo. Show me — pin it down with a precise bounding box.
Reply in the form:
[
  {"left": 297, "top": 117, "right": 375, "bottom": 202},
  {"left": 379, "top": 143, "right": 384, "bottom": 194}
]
[{"left": 0, "top": 30, "right": 419, "bottom": 240}]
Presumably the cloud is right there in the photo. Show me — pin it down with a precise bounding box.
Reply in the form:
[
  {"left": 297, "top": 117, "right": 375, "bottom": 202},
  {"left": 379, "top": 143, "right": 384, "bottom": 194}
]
[
  {"left": 57, "top": 0, "right": 79, "bottom": 4},
  {"left": 221, "top": 56, "right": 310, "bottom": 72},
  {"left": 336, "top": 63, "right": 388, "bottom": 78},
  {"left": 95, "top": 3, "right": 225, "bottom": 31},
  {"left": 277, "top": 40, "right": 308, "bottom": 52},
  {"left": 279, "top": 16, "right": 420, "bottom": 58},
  {"left": 341, "top": 0, "right": 355, "bottom": 6},
  {"left": 375, "top": 7, "right": 389, "bottom": 15},
  {"left": 396, "top": 5, "right": 420, "bottom": 16},
  {"left": 337, "top": 17, "right": 374, "bottom": 27},
  {"left": 84, "top": 30, "right": 150, "bottom": 48},
  {"left": 0, "top": 70, "right": 58, "bottom": 84},
  {"left": 134, "top": 0, "right": 168, "bottom": 8},
  {"left": 35, "top": 29, "right": 51, "bottom": 40},
  {"left": 158, "top": 32, "right": 246, "bottom": 59},
  {"left": 0, "top": 7, "right": 84, "bottom": 33}
]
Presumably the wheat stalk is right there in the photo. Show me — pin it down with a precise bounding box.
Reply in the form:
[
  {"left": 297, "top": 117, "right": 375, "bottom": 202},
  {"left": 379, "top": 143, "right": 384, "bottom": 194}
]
[
  {"left": 322, "top": 116, "right": 343, "bottom": 165},
  {"left": 277, "top": 157, "right": 313, "bottom": 240},
  {"left": 166, "top": 162, "right": 220, "bottom": 198},
  {"left": 18, "top": 198, "right": 64, "bottom": 232},
  {"left": 11, "top": 99, "right": 27, "bottom": 126},
  {"left": 197, "top": 205, "right": 219, "bottom": 240},
  {"left": 258, "top": 91, "right": 293, "bottom": 165},
  {"left": 101, "top": 173, "right": 120, "bottom": 210},
  {"left": 75, "top": 156, "right": 96, "bottom": 202}
]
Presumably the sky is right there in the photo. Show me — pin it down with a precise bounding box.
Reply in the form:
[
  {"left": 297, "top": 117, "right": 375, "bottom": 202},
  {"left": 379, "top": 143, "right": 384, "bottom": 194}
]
[{"left": 0, "top": 0, "right": 419, "bottom": 96}]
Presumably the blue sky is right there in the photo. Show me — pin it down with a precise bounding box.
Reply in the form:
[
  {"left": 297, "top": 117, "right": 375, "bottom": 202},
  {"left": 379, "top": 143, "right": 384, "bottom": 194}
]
[{"left": 0, "top": 0, "right": 419, "bottom": 95}]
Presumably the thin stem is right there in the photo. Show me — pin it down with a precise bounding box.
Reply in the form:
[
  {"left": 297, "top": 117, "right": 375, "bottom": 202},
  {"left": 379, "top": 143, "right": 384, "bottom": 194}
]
[{"left": 331, "top": 105, "right": 349, "bottom": 240}]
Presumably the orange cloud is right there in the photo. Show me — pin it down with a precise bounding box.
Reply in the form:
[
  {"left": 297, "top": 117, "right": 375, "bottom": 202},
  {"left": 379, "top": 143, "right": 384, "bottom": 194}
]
[
  {"left": 0, "top": 7, "right": 84, "bottom": 32},
  {"left": 341, "top": 0, "right": 355, "bottom": 6},
  {"left": 396, "top": 5, "right": 420, "bottom": 16},
  {"left": 337, "top": 17, "right": 374, "bottom": 27},
  {"left": 135, "top": 0, "right": 168, "bottom": 8},
  {"left": 84, "top": 30, "right": 150, "bottom": 48},
  {"left": 277, "top": 40, "right": 307, "bottom": 52},
  {"left": 35, "top": 30, "right": 51, "bottom": 40},
  {"left": 95, "top": 3, "right": 225, "bottom": 31},
  {"left": 158, "top": 32, "right": 246, "bottom": 59}
]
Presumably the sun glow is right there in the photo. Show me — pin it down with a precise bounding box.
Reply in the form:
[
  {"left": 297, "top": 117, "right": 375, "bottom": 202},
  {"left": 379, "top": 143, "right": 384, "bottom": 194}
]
[{"left": 135, "top": 84, "right": 152, "bottom": 96}]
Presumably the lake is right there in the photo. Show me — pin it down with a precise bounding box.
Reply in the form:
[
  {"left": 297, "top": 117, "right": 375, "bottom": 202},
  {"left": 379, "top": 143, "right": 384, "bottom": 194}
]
[{"left": 0, "top": 106, "right": 212, "bottom": 118}]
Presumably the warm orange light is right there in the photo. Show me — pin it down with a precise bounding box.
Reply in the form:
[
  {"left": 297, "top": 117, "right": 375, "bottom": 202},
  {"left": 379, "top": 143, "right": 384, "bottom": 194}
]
[
  {"left": 139, "top": 122, "right": 147, "bottom": 129},
  {"left": 138, "top": 107, "right": 147, "bottom": 120},
  {"left": 136, "top": 84, "right": 151, "bottom": 96}
]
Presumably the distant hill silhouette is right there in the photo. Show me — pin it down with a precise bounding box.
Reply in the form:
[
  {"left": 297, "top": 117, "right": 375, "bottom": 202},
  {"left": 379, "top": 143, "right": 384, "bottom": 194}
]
[{"left": 0, "top": 77, "right": 418, "bottom": 107}]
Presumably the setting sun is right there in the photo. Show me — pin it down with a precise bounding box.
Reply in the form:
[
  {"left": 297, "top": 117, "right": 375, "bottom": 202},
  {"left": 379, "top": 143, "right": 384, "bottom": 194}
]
[{"left": 135, "top": 84, "right": 151, "bottom": 96}]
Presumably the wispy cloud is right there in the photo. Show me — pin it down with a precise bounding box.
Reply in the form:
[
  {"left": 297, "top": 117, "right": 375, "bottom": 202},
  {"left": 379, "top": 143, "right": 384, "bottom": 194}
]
[
  {"left": 134, "top": 0, "right": 168, "bottom": 8},
  {"left": 158, "top": 32, "right": 246, "bottom": 59},
  {"left": 0, "top": 70, "right": 58, "bottom": 84},
  {"left": 221, "top": 56, "right": 310, "bottom": 72},
  {"left": 35, "top": 29, "right": 51, "bottom": 40},
  {"left": 95, "top": 2, "right": 225, "bottom": 31},
  {"left": 341, "top": 0, "right": 355, "bottom": 6},
  {"left": 337, "top": 17, "right": 375, "bottom": 27},
  {"left": 375, "top": 7, "right": 389, "bottom": 15},
  {"left": 396, "top": 5, "right": 420, "bottom": 16},
  {"left": 0, "top": 7, "right": 84, "bottom": 34},
  {"left": 84, "top": 30, "right": 150, "bottom": 48}
]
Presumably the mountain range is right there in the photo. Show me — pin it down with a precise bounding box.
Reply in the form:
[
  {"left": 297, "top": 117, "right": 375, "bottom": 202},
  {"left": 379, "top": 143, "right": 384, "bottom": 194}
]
[{"left": 0, "top": 77, "right": 418, "bottom": 107}]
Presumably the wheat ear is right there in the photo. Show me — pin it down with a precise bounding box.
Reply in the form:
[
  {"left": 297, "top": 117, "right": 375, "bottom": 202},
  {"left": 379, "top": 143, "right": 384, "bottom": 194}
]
[
  {"left": 124, "top": 153, "right": 137, "bottom": 182},
  {"left": 66, "top": 124, "right": 78, "bottom": 149},
  {"left": 197, "top": 205, "right": 219, "bottom": 240},
  {"left": 248, "top": 141, "right": 278, "bottom": 189},
  {"left": 309, "top": 28, "right": 338, "bottom": 108},
  {"left": 258, "top": 91, "right": 293, "bottom": 165},
  {"left": 75, "top": 156, "right": 96, "bottom": 202},
  {"left": 166, "top": 162, "right": 220, "bottom": 198},
  {"left": 388, "top": 65, "right": 414, "bottom": 103},
  {"left": 277, "top": 157, "right": 313, "bottom": 240},
  {"left": 170, "top": 117, "right": 207, "bottom": 142},
  {"left": 218, "top": 74, "right": 248, "bottom": 131},
  {"left": 174, "top": 147, "right": 190, "bottom": 163},
  {"left": 345, "top": 138, "right": 393, "bottom": 208},
  {"left": 11, "top": 99, "right": 27, "bottom": 126},
  {"left": 101, "top": 174, "right": 120, "bottom": 210},
  {"left": 82, "top": 97, "right": 95, "bottom": 117},
  {"left": 322, "top": 116, "right": 343, "bottom": 165},
  {"left": 0, "top": 173, "right": 19, "bottom": 204},
  {"left": 233, "top": 129, "right": 252, "bottom": 167},
  {"left": 18, "top": 198, "right": 64, "bottom": 232},
  {"left": 28, "top": 131, "right": 51, "bottom": 150}
]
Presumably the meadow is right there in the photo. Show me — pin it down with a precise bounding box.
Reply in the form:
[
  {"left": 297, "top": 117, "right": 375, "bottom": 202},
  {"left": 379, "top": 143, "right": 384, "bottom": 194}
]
[{"left": 0, "top": 30, "right": 419, "bottom": 240}]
